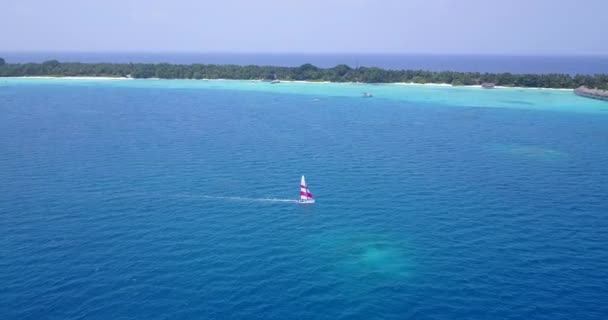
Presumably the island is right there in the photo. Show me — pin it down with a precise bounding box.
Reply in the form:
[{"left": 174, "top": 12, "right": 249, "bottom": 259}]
[{"left": 1, "top": 58, "right": 607, "bottom": 92}]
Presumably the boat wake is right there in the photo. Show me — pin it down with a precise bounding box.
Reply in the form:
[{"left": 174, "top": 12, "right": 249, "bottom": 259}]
[
  {"left": 170, "top": 177, "right": 313, "bottom": 204},
  {"left": 207, "top": 196, "right": 298, "bottom": 203},
  {"left": 173, "top": 194, "right": 298, "bottom": 203}
]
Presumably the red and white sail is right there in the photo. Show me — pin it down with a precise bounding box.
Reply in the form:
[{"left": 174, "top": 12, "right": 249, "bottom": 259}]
[{"left": 300, "top": 175, "right": 313, "bottom": 201}]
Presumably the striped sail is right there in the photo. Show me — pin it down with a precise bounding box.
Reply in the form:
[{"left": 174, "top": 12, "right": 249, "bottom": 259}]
[{"left": 300, "top": 176, "right": 313, "bottom": 200}]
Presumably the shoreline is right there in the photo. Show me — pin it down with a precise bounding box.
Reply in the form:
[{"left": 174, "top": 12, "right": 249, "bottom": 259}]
[
  {"left": 574, "top": 86, "right": 608, "bottom": 101},
  {"left": 3, "top": 76, "right": 574, "bottom": 91},
  {"left": 389, "top": 82, "right": 572, "bottom": 91},
  {"left": 5, "top": 76, "right": 134, "bottom": 80}
]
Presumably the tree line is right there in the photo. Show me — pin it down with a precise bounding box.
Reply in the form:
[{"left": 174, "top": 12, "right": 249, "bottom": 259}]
[{"left": 1, "top": 59, "right": 607, "bottom": 90}]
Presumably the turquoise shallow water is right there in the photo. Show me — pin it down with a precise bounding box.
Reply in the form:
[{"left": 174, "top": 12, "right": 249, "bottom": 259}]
[
  {"left": 5, "top": 78, "right": 608, "bottom": 113},
  {"left": 1, "top": 79, "right": 608, "bottom": 319}
]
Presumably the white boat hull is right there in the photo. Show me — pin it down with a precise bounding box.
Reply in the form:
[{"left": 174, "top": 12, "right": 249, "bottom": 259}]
[{"left": 298, "top": 199, "right": 315, "bottom": 204}]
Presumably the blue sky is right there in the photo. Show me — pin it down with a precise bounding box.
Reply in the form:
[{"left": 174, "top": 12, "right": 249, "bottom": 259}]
[{"left": 2, "top": 0, "right": 607, "bottom": 55}]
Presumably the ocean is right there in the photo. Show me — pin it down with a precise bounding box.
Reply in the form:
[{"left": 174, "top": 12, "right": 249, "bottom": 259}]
[
  {"left": 2, "top": 53, "right": 608, "bottom": 74},
  {"left": 1, "top": 79, "right": 608, "bottom": 319}
]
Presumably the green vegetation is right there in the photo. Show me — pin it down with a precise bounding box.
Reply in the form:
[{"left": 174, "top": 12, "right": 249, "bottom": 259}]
[{"left": 1, "top": 58, "right": 607, "bottom": 89}]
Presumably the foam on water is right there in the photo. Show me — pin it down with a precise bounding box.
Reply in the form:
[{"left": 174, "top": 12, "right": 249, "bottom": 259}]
[
  {"left": 178, "top": 194, "right": 299, "bottom": 203},
  {"left": 488, "top": 143, "right": 568, "bottom": 160}
]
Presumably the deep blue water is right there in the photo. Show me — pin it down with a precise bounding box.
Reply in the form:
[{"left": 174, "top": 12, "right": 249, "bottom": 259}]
[
  {"left": 2, "top": 52, "right": 608, "bottom": 74},
  {"left": 1, "top": 80, "right": 608, "bottom": 319}
]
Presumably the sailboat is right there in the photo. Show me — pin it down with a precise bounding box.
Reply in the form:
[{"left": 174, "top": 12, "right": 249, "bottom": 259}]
[{"left": 299, "top": 176, "right": 315, "bottom": 204}]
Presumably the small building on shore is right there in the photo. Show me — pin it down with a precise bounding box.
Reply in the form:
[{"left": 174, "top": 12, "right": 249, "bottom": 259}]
[
  {"left": 481, "top": 82, "right": 495, "bottom": 89},
  {"left": 574, "top": 86, "right": 608, "bottom": 101}
]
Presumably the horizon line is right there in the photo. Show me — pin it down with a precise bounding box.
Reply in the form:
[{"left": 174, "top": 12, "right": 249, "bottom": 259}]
[{"left": 1, "top": 51, "right": 608, "bottom": 58}]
